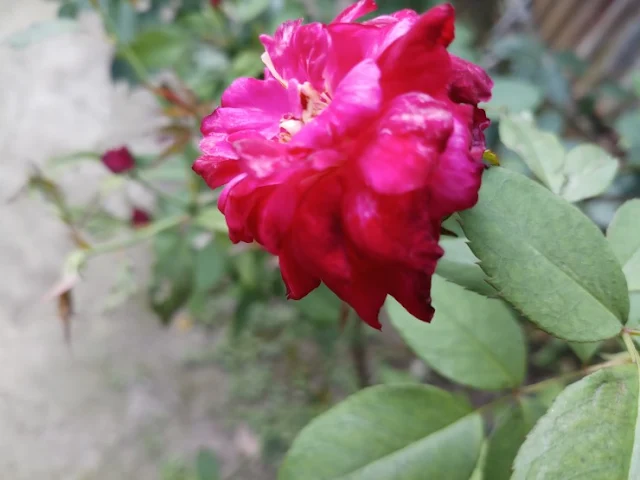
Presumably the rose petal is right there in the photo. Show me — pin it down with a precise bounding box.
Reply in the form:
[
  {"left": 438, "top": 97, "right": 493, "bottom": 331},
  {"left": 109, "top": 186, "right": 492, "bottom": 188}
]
[{"left": 333, "top": 0, "right": 377, "bottom": 24}]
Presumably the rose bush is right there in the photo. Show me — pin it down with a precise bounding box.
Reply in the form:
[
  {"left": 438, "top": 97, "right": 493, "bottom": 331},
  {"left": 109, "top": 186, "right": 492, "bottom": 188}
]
[{"left": 22, "top": 0, "right": 640, "bottom": 477}]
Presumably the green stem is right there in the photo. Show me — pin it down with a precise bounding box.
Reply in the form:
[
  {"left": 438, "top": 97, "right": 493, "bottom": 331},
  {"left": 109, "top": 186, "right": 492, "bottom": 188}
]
[
  {"left": 131, "top": 172, "right": 190, "bottom": 208},
  {"left": 344, "top": 305, "right": 370, "bottom": 389},
  {"left": 86, "top": 214, "right": 187, "bottom": 258}
]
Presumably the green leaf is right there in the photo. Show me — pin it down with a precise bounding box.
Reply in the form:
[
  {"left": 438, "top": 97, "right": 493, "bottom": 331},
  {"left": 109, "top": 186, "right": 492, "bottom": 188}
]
[
  {"left": 223, "top": 0, "right": 270, "bottom": 23},
  {"left": 295, "top": 283, "right": 342, "bottom": 326},
  {"left": 279, "top": 385, "right": 483, "bottom": 480},
  {"left": 484, "top": 398, "right": 544, "bottom": 480},
  {"left": 499, "top": 113, "right": 565, "bottom": 193},
  {"left": 486, "top": 78, "right": 543, "bottom": 119},
  {"left": 149, "top": 229, "right": 195, "bottom": 324},
  {"left": 196, "top": 448, "right": 220, "bottom": 480},
  {"left": 194, "top": 240, "right": 225, "bottom": 291},
  {"left": 568, "top": 341, "right": 601, "bottom": 363},
  {"left": 608, "top": 200, "right": 640, "bottom": 293},
  {"left": 513, "top": 364, "right": 640, "bottom": 479},
  {"left": 387, "top": 276, "right": 526, "bottom": 390},
  {"left": 436, "top": 237, "right": 495, "bottom": 296},
  {"left": 615, "top": 111, "right": 640, "bottom": 149},
  {"left": 194, "top": 207, "right": 228, "bottom": 233},
  {"left": 459, "top": 168, "right": 627, "bottom": 341},
  {"left": 126, "top": 27, "right": 190, "bottom": 70},
  {"left": 561, "top": 144, "right": 619, "bottom": 202},
  {"left": 5, "top": 19, "right": 78, "bottom": 48},
  {"left": 230, "top": 50, "right": 265, "bottom": 79},
  {"left": 469, "top": 440, "right": 488, "bottom": 480}
]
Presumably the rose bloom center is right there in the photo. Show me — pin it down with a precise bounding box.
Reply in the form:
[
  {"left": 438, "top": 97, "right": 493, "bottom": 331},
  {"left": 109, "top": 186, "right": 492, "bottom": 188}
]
[{"left": 262, "top": 52, "right": 332, "bottom": 143}]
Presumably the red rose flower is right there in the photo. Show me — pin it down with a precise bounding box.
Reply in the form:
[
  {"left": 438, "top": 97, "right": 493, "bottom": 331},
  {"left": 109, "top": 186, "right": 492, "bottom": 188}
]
[
  {"left": 131, "top": 208, "right": 151, "bottom": 228},
  {"left": 193, "top": 0, "right": 493, "bottom": 328},
  {"left": 101, "top": 147, "right": 135, "bottom": 174}
]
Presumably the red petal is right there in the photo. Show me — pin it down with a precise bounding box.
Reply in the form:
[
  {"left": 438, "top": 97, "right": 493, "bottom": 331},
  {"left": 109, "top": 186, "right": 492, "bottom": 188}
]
[
  {"left": 193, "top": 155, "right": 243, "bottom": 189},
  {"left": 377, "top": 4, "right": 455, "bottom": 98},
  {"left": 387, "top": 269, "right": 436, "bottom": 323},
  {"left": 279, "top": 241, "right": 321, "bottom": 299}
]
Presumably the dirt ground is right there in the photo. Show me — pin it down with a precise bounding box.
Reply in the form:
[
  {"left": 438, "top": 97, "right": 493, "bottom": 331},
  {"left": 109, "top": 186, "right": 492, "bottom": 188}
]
[{"left": 0, "top": 1, "right": 265, "bottom": 478}]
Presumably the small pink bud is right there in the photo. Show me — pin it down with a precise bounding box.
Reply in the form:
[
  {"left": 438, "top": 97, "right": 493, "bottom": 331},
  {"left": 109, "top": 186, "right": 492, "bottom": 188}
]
[{"left": 101, "top": 147, "right": 135, "bottom": 174}]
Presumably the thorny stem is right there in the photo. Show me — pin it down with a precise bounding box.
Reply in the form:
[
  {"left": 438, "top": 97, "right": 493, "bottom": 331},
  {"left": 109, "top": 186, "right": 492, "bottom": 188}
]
[
  {"left": 343, "top": 304, "right": 371, "bottom": 389},
  {"left": 130, "top": 171, "right": 190, "bottom": 208},
  {"left": 86, "top": 214, "right": 187, "bottom": 258},
  {"left": 475, "top": 353, "right": 633, "bottom": 415}
]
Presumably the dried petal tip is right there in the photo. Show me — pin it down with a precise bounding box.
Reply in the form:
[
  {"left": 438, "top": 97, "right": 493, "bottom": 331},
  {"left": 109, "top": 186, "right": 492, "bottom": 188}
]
[{"left": 102, "top": 147, "right": 135, "bottom": 174}]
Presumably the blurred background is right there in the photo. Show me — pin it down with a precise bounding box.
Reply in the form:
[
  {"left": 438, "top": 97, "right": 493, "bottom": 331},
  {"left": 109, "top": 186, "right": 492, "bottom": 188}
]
[{"left": 0, "top": 0, "right": 638, "bottom": 478}]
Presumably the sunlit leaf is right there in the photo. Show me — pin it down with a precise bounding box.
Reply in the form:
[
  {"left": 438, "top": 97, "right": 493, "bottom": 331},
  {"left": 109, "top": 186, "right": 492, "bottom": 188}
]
[
  {"left": 560, "top": 144, "right": 619, "bottom": 202},
  {"left": 608, "top": 200, "right": 640, "bottom": 293},
  {"left": 499, "top": 113, "right": 565, "bottom": 193}
]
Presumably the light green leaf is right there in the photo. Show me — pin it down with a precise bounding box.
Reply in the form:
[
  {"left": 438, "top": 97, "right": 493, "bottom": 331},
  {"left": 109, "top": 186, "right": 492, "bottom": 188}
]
[
  {"left": 459, "top": 168, "right": 627, "bottom": 341},
  {"left": 499, "top": 113, "right": 565, "bottom": 193},
  {"left": 5, "top": 19, "right": 78, "bottom": 48},
  {"left": 487, "top": 78, "right": 543, "bottom": 119},
  {"left": 194, "top": 207, "right": 228, "bottom": 233},
  {"left": 223, "top": 0, "right": 269, "bottom": 23},
  {"left": 513, "top": 365, "right": 640, "bottom": 479},
  {"left": 387, "top": 276, "right": 526, "bottom": 390},
  {"left": 230, "top": 50, "right": 265, "bottom": 79},
  {"left": 484, "top": 398, "right": 544, "bottom": 480},
  {"left": 615, "top": 111, "right": 640, "bottom": 149},
  {"left": 607, "top": 200, "right": 640, "bottom": 293},
  {"left": 561, "top": 144, "right": 619, "bottom": 202},
  {"left": 126, "top": 27, "right": 190, "bottom": 70},
  {"left": 436, "top": 237, "right": 495, "bottom": 296},
  {"left": 279, "top": 385, "right": 483, "bottom": 480}
]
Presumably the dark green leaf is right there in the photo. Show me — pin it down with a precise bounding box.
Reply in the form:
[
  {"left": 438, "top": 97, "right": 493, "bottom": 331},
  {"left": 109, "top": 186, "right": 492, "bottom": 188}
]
[
  {"left": 280, "top": 385, "right": 483, "bottom": 480},
  {"left": 513, "top": 365, "right": 640, "bottom": 479},
  {"left": 484, "top": 399, "right": 544, "bottom": 480},
  {"left": 295, "top": 284, "right": 341, "bottom": 326},
  {"left": 388, "top": 276, "right": 526, "bottom": 390},
  {"left": 149, "top": 229, "right": 195, "bottom": 324},
  {"left": 196, "top": 448, "right": 220, "bottom": 480},
  {"left": 460, "top": 168, "right": 628, "bottom": 341},
  {"left": 194, "top": 241, "right": 225, "bottom": 291},
  {"left": 126, "top": 27, "right": 190, "bottom": 70}
]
